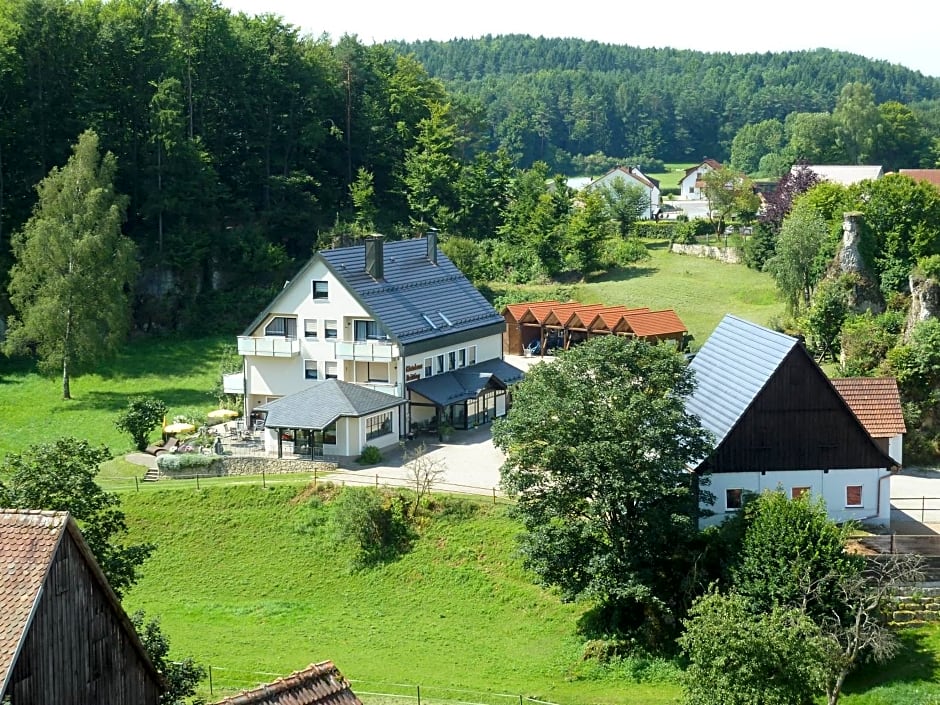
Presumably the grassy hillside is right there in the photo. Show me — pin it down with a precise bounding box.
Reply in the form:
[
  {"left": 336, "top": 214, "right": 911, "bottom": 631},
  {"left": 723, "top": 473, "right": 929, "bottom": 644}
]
[{"left": 121, "top": 485, "right": 680, "bottom": 704}]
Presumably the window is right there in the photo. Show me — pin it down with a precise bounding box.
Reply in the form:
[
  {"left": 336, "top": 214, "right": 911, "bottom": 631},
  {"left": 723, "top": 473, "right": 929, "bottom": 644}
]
[
  {"left": 424, "top": 357, "right": 432, "bottom": 377},
  {"left": 323, "top": 421, "right": 337, "bottom": 445},
  {"left": 354, "top": 319, "right": 383, "bottom": 341},
  {"left": 366, "top": 412, "right": 393, "bottom": 440},
  {"left": 726, "top": 488, "right": 743, "bottom": 511},
  {"left": 304, "top": 319, "right": 318, "bottom": 339},
  {"left": 367, "top": 362, "right": 388, "bottom": 382},
  {"left": 304, "top": 360, "right": 318, "bottom": 380},
  {"left": 312, "top": 280, "right": 329, "bottom": 300},
  {"left": 264, "top": 316, "right": 296, "bottom": 338},
  {"left": 325, "top": 361, "right": 338, "bottom": 379},
  {"left": 791, "top": 486, "right": 810, "bottom": 499},
  {"left": 435, "top": 354, "right": 445, "bottom": 374},
  {"left": 457, "top": 348, "right": 466, "bottom": 368},
  {"left": 447, "top": 351, "right": 456, "bottom": 371},
  {"left": 468, "top": 345, "right": 477, "bottom": 365},
  {"left": 846, "top": 485, "right": 863, "bottom": 507},
  {"left": 325, "top": 320, "right": 338, "bottom": 339}
]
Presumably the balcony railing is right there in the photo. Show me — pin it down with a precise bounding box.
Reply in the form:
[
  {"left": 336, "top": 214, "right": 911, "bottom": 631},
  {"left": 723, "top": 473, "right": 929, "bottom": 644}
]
[
  {"left": 237, "top": 336, "right": 301, "bottom": 358},
  {"left": 357, "top": 382, "right": 402, "bottom": 397},
  {"left": 335, "top": 339, "right": 399, "bottom": 361}
]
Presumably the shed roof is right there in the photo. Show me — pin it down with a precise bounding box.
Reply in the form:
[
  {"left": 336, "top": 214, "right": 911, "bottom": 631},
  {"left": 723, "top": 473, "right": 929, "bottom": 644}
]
[
  {"left": 407, "top": 358, "right": 524, "bottom": 407},
  {"left": 587, "top": 307, "right": 650, "bottom": 332},
  {"left": 211, "top": 661, "right": 362, "bottom": 705},
  {"left": 622, "top": 309, "right": 687, "bottom": 337},
  {"left": 899, "top": 169, "right": 940, "bottom": 188},
  {"left": 686, "top": 315, "right": 798, "bottom": 445},
  {"left": 257, "top": 380, "right": 405, "bottom": 429},
  {"left": 502, "top": 300, "right": 559, "bottom": 323},
  {"left": 0, "top": 509, "right": 162, "bottom": 695},
  {"left": 831, "top": 377, "right": 907, "bottom": 438}
]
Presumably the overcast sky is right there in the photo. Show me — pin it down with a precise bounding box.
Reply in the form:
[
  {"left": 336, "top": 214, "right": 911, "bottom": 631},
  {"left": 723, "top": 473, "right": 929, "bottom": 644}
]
[{"left": 218, "top": 0, "right": 940, "bottom": 77}]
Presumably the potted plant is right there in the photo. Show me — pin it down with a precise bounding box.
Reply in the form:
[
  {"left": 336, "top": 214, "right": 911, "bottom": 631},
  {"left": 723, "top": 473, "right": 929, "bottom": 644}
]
[{"left": 439, "top": 421, "right": 454, "bottom": 442}]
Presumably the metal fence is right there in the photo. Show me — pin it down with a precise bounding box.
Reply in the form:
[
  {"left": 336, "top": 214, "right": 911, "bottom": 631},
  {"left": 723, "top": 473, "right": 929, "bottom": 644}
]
[
  {"left": 891, "top": 497, "right": 940, "bottom": 524},
  {"left": 110, "top": 466, "right": 511, "bottom": 503},
  {"left": 203, "top": 666, "right": 558, "bottom": 705}
]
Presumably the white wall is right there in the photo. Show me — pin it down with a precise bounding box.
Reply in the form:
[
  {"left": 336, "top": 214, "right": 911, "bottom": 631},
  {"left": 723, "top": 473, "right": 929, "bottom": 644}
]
[
  {"left": 700, "top": 468, "right": 892, "bottom": 528},
  {"left": 890, "top": 434, "right": 903, "bottom": 465},
  {"left": 590, "top": 170, "right": 657, "bottom": 219},
  {"left": 405, "top": 333, "right": 503, "bottom": 380},
  {"left": 680, "top": 164, "right": 715, "bottom": 199}
]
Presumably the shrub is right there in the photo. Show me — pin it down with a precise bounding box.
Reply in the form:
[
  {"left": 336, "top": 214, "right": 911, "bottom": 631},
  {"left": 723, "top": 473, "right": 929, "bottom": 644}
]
[
  {"left": 602, "top": 237, "right": 650, "bottom": 268},
  {"left": 633, "top": 221, "right": 678, "bottom": 240},
  {"left": 329, "top": 487, "right": 412, "bottom": 568},
  {"left": 115, "top": 397, "right": 167, "bottom": 451},
  {"left": 156, "top": 452, "right": 216, "bottom": 472},
  {"left": 357, "top": 445, "right": 383, "bottom": 465}
]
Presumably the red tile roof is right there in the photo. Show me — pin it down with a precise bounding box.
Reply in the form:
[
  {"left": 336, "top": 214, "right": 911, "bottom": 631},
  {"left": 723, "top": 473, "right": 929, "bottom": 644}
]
[
  {"left": 502, "top": 300, "right": 559, "bottom": 322},
  {"left": 621, "top": 310, "right": 688, "bottom": 337},
  {"left": 212, "top": 661, "right": 362, "bottom": 705},
  {"left": 588, "top": 307, "right": 650, "bottom": 332},
  {"left": 899, "top": 169, "right": 940, "bottom": 188},
  {"left": 831, "top": 378, "right": 907, "bottom": 438},
  {"left": 0, "top": 510, "right": 67, "bottom": 690},
  {"left": 552, "top": 304, "right": 606, "bottom": 328},
  {"left": 684, "top": 159, "right": 722, "bottom": 176}
]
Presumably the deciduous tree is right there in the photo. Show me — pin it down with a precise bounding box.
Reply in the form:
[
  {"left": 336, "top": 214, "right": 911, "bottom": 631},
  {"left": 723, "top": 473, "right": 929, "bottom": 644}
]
[
  {"left": 130, "top": 611, "right": 206, "bottom": 705},
  {"left": 0, "top": 437, "right": 154, "bottom": 596},
  {"left": 116, "top": 397, "right": 168, "bottom": 452},
  {"left": 492, "top": 335, "right": 712, "bottom": 639},
  {"left": 765, "top": 201, "right": 828, "bottom": 312},
  {"left": 5, "top": 130, "right": 137, "bottom": 399}
]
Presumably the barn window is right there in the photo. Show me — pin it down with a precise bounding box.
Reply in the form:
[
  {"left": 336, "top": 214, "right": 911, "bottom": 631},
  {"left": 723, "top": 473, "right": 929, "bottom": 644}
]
[
  {"left": 725, "top": 488, "right": 743, "bottom": 511},
  {"left": 791, "top": 486, "right": 811, "bottom": 499},
  {"left": 845, "top": 485, "right": 863, "bottom": 507}
]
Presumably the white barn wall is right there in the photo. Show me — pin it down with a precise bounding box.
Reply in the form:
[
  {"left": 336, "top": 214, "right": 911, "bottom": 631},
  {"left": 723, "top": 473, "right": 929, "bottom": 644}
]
[{"left": 700, "top": 468, "right": 892, "bottom": 528}]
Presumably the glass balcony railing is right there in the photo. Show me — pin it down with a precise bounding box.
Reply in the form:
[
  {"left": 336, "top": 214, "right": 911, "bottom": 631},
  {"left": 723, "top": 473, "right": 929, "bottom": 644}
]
[
  {"left": 237, "top": 336, "right": 301, "bottom": 357},
  {"left": 334, "top": 339, "right": 399, "bottom": 361}
]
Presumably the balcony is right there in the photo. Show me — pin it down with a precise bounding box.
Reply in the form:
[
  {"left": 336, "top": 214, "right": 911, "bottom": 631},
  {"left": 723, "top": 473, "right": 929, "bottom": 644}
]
[
  {"left": 335, "top": 339, "right": 400, "bottom": 361},
  {"left": 237, "top": 336, "right": 301, "bottom": 358},
  {"left": 358, "top": 382, "right": 402, "bottom": 397}
]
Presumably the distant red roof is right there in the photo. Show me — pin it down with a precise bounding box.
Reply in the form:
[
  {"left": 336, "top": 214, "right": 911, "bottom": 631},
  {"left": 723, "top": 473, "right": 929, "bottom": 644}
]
[
  {"left": 831, "top": 378, "right": 906, "bottom": 438},
  {"left": 899, "top": 169, "right": 940, "bottom": 188},
  {"left": 684, "top": 159, "right": 722, "bottom": 177},
  {"left": 502, "top": 300, "right": 559, "bottom": 323},
  {"left": 622, "top": 310, "right": 687, "bottom": 338}
]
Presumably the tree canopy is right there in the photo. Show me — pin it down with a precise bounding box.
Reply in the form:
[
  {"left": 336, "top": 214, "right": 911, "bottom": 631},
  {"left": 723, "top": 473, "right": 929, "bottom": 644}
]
[{"left": 492, "top": 335, "right": 712, "bottom": 639}]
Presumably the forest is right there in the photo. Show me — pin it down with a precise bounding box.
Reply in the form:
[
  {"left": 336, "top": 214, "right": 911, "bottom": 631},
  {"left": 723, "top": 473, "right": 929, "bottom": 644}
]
[{"left": 1, "top": 1, "right": 940, "bottom": 338}]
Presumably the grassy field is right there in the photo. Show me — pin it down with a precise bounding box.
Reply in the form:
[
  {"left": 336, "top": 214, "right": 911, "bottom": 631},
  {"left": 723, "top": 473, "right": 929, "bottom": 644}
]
[
  {"left": 0, "top": 334, "right": 232, "bottom": 458},
  {"left": 646, "top": 163, "right": 694, "bottom": 192},
  {"left": 118, "top": 483, "right": 940, "bottom": 705},
  {"left": 120, "top": 485, "right": 681, "bottom": 704}
]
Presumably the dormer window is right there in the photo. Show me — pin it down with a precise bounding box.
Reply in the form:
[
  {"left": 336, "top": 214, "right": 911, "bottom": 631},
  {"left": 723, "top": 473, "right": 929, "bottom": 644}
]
[{"left": 312, "top": 281, "right": 329, "bottom": 300}]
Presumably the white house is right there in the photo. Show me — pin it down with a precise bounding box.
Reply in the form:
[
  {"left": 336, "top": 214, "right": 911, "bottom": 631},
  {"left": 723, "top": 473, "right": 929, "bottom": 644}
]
[
  {"left": 237, "top": 233, "right": 523, "bottom": 459},
  {"left": 686, "top": 315, "right": 899, "bottom": 528},
  {"left": 584, "top": 166, "right": 661, "bottom": 219},
  {"left": 679, "top": 159, "right": 722, "bottom": 199}
]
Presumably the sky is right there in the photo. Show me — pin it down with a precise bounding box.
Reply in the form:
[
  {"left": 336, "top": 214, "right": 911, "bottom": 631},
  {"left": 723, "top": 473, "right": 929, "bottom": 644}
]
[{"left": 218, "top": 0, "right": 940, "bottom": 77}]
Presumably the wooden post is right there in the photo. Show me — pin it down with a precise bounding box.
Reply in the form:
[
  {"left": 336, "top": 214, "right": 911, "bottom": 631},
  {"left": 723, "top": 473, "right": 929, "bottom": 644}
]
[
  {"left": 262, "top": 469, "right": 266, "bottom": 489},
  {"left": 135, "top": 476, "right": 139, "bottom": 492},
  {"left": 314, "top": 468, "right": 317, "bottom": 487},
  {"left": 375, "top": 474, "right": 379, "bottom": 488},
  {"left": 196, "top": 474, "right": 200, "bottom": 490},
  {"left": 493, "top": 487, "right": 497, "bottom": 505},
  {"left": 416, "top": 685, "right": 421, "bottom": 705},
  {"left": 209, "top": 665, "right": 213, "bottom": 695}
]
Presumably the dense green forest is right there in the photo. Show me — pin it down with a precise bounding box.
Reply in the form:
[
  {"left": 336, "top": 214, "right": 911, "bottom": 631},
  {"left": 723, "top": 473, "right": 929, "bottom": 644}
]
[
  {"left": 389, "top": 36, "right": 940, "bottom": 167},
  {"left": 2, "top": 2, "right": 940, "bottom": 336}
]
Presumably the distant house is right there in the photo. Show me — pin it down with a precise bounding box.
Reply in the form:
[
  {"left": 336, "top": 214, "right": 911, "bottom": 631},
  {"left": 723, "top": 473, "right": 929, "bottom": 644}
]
[
  {"left": 899, "top": 169, "right": 940, "bottom": 189},
  {"left": 0, "top": 509, "right": 163, "bottom": 705},
  {"left": 831, "top": 377, "right": 906, "bottom": 465},
  {"left": 795, "top": 164, "right": 884, "bottom": 186},
  {"left": 212, "top": 661, "right": 362, "bottom": 705},
  {"left": 584, "top": 166, "right": 661, "bottom": 218},
  {"left": 679, "top": 159, "right": 722, "bottom": 199},
  {"left": 685, "top": 315, "right": 898, "bottom": 527},
  {"left": 238, "top": 234, "right": 523, "bottom": 455}
]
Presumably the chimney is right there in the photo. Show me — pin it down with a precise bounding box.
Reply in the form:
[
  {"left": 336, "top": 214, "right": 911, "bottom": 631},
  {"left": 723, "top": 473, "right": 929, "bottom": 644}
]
[
  {"left": 364, "top": 235, "right": 384, "bottom": 280},
  {"left": 427, "top": 227, "right": 439, "bottom": 265}
]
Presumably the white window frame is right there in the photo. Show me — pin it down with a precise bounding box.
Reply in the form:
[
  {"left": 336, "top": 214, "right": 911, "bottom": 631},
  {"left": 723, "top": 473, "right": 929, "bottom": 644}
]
[
  {"left": 725, "top": 488, "right": 743, "bottom": 511},
  {"left": 845, "top": 485, "right": 863, "bottom": 508},
  {"left": 435, "top": 354, "right": 445, "bottom": 374},
  {"left": 447, "top": 351, "right": 456, "bottom": 371},
  {"left": 303, "top": 360, "right": 318, "bottom": 380},
  {"left": 324, "top": 320, "right": 338, "bottom": 340},
  {"left": 325, "top": 361, "right": 338, "bottom": 379},
  {"left": 457, "top": 348, "right": 466, "bottom": 368},
  {"left": 424, "top": 357, "right": 432, "bottom": 377},
  {"left": 304, "top": 319, "right": 318, "bottom": 339},
  {"left": 468, "top": 345, "right": 477, "bottom": 366}
]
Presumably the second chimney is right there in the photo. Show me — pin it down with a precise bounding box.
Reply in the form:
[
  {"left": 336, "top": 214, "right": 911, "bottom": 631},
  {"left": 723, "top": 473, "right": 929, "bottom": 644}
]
[
  {"left": 427, "top": 228, "right": 439, "bottom": 265},
  {"left": 364, "top": 235, "right": 384, "bottom": 280}
]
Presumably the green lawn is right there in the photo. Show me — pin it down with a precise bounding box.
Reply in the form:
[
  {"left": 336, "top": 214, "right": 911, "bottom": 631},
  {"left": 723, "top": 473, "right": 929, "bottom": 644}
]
[
  {"left": 0, "top": 334, "right": 232, "bottom": 459},
  {"left": 120, "top": 485, "right": 681, "bottom": 704},
  {"left": 647, "top": 164, "right": 694, "bottom": 192}
]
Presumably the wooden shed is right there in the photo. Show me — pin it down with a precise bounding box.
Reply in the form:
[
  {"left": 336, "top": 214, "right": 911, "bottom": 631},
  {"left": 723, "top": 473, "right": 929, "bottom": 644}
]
[
  {"left": 501, "top": 300, "right": 558, "bottom": 355},
  {"left": 0, "top": 509, "right": 164, "bottom": 705}
]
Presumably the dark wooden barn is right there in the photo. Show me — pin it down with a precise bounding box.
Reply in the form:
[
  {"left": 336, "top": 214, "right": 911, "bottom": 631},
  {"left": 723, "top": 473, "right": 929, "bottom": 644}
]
[
  {"left": 686, "top": 315, "right": 898, "bottom": 527},
  {"left": 0, "top": 509, "right": 164, "bottom": 705}
]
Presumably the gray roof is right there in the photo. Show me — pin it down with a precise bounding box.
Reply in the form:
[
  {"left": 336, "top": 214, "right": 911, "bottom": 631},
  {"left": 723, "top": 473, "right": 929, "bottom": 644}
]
[
  {"left": 257, "top": 380, "right": 404, "bottom": 429},
  {"left": 686, "top": 315, "right": 798, "bottom": 445},
  {"left": 795, "top": 164, "right": 884, "bottom": 186},
  {"left": 407, "top": 358, "right": 525, "bottom": 407},
  {"left": 320, "top": 238, "right": 505, "bottom": 351}
]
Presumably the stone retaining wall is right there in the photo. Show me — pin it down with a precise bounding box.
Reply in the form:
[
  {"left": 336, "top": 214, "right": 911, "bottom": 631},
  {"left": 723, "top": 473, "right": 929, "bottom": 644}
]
[
  {"left": 670, "top": 243, "right": 743, "bottom": 264},
  {"left": 890, "top": 587, "right": 940, "bottom": 625},
  {"left": 159, "top": 456, "right": 337, "bottom": 478}
]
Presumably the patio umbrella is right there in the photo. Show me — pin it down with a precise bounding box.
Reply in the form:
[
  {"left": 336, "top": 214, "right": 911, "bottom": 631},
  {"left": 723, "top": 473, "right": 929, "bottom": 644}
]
[
  {"left": 208, "top": 408, "right": 239, "bottom": 419},
  {"left": 164, "top": 422, "right": 196, "bottom": 434}
]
